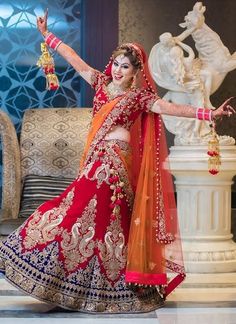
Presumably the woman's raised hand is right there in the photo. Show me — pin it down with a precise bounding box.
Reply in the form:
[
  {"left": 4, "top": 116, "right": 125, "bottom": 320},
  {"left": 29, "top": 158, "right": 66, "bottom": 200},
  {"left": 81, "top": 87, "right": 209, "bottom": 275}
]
[
  {"left": 37, "top": 8, "right": 48, "bottom": 36},
  {"left": 212, "top": 97, "right": 235, "bottom": 120}
]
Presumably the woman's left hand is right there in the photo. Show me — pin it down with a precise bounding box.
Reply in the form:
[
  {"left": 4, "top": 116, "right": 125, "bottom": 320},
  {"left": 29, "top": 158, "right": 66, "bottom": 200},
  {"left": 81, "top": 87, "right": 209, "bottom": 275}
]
[{"left": 212, "top": 97, "right": 235, "bottom": 120}]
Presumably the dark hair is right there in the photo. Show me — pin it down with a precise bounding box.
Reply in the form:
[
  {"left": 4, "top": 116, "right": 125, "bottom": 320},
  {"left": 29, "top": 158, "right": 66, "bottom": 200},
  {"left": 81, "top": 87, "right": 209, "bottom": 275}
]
[{"left": 112, "top": 45, "right": 142, "bottom": 70}]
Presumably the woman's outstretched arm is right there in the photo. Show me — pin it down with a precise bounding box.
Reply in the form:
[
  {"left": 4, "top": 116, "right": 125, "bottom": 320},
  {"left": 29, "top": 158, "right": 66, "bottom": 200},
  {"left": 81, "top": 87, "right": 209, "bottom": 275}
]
[
  {"left": 151, "top": 97, "right": 235, "bottom": 120},
  {"left": 37, "top": 9, "right": 95, "bottom": 85}
]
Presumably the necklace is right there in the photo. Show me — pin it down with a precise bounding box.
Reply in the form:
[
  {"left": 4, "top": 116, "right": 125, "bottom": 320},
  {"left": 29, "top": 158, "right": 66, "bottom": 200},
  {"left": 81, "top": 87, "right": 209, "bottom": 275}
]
[{"left": 106, "top": 82, "right": 129, "bottom": 99}]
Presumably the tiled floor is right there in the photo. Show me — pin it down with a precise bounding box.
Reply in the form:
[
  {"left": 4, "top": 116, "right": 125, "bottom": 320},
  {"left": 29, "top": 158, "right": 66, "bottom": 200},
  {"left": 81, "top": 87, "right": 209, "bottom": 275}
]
[{"left": 1, "top": 274, "right": 236, "bottom": 324}]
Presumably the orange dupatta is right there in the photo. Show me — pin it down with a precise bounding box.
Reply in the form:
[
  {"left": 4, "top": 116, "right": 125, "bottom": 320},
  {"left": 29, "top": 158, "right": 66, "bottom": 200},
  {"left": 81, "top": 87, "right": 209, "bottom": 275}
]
[{"left": 126, "top": 112, "right": 185, "bottom": 297}]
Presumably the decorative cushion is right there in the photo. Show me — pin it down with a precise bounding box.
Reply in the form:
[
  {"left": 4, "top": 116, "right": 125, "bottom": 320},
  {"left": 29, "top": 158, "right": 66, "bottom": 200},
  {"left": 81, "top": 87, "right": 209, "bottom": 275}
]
[
  {"left": 19, "top": 174, "right": 74, "bottom": 218},
  {"left": 20, "top": 108, "right": 92, "bottom": 179}
]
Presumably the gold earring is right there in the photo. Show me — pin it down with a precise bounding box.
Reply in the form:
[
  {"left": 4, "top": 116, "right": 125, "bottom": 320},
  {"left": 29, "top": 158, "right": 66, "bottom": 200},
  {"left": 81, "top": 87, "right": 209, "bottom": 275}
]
[{"left": 131, "top": 74, "right": 137, "bottom": 89}]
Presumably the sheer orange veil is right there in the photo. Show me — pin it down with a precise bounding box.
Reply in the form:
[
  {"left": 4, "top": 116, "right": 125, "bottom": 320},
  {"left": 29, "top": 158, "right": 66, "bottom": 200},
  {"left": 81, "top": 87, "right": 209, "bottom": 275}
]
[{"left": 106, "top": 43, "right": 186, "bottom": 297}]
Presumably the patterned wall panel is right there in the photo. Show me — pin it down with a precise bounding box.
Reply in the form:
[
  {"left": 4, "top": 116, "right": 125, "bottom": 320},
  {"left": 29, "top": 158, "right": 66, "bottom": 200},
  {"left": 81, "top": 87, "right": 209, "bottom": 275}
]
[{"left": 0, "top": 0, "right": 82, "bottom": 201}]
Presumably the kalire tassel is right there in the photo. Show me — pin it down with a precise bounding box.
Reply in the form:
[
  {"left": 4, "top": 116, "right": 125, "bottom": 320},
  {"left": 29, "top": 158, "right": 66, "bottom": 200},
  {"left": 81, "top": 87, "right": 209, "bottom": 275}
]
[
  {"left": 207, "top": 124, "right": 221, "bottom": 175},
  {"left": 36, "top": 43, "right": 59, "bottom": 91}
]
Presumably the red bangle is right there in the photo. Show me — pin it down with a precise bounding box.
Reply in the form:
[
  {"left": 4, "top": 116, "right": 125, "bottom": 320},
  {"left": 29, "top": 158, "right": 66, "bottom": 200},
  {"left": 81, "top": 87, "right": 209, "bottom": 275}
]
[
  {"left": 196, "top": 108, "right": 204, "bottom": 120},
  {"left": 196, "top": 108, "right": 212, "bottom": 121},
  {"left": 45, "top": 32, "right": 54, "bottom": 44},
  {"left": 45, "top": 32, "right": 62, "bottom": 50}
]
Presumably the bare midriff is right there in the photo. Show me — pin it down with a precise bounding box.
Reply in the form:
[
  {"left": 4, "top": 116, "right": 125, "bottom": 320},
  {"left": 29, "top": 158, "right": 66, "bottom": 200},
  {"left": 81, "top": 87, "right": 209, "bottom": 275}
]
[{"left": 105, "top": 126, "right": 130, "bottom": 142}]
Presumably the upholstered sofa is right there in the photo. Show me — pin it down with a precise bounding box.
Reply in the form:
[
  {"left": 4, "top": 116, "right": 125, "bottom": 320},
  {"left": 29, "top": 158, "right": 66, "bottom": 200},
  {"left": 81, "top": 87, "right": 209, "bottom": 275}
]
[{"left": 0, "top": 107, "right": 92, "bottom": 235}]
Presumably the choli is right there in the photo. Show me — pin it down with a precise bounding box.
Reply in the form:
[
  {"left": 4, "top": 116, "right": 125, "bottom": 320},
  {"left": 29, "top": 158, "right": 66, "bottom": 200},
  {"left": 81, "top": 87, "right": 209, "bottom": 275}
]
[{"left": 91, "top": 70, "right": 159, "bottom": 131}]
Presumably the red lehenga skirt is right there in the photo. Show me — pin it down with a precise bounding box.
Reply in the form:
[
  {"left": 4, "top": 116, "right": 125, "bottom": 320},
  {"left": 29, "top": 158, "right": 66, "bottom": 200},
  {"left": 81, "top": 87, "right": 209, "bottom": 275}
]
[{"left": 0, "top": 139, "right": 163, "bottom": 313}]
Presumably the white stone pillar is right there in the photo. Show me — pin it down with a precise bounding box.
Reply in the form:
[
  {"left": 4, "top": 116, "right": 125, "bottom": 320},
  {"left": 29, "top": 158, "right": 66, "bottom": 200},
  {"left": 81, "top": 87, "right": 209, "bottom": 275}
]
[{"left": 169, "top": 145, "right": 236, "bottom": 273}]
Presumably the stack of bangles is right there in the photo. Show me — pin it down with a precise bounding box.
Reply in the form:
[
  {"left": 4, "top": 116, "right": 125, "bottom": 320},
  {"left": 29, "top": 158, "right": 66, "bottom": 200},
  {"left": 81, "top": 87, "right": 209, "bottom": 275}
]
[
  {"left": 196, "top": 108, "right": 213, "bottom": 122},
  {"left": 43, "top": 31, "right": 62, "bottom": 51}
]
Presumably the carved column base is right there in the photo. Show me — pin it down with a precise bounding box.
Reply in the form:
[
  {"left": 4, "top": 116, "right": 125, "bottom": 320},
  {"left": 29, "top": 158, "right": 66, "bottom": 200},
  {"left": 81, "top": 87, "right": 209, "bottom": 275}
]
[{"left": 182, "top": 241, "right": 236, "bottom": 272}]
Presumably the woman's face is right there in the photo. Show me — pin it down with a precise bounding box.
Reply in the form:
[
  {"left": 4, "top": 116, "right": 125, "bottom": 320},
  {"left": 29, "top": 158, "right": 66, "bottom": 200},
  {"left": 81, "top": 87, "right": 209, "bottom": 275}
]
[{"left": 111, "top": 54, "right": 136, "bottom": 88}]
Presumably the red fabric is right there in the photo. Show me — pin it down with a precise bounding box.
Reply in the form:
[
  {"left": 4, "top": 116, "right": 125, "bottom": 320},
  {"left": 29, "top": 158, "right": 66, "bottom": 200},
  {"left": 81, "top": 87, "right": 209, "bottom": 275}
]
[
  {"left": 125, "top": 271, "right": 167, "bottom": 285},
  {"left": 20, "top": 153, "right": 131, "bottom": 276}
]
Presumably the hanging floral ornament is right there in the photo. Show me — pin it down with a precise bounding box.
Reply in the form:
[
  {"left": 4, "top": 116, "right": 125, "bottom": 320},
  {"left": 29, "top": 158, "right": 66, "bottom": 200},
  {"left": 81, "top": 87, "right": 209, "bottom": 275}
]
[
  {"left": 207, "top": 123, "right": 221, "bottom": 175},
  {"left": 36, "top": 42, "right": 59, "bottom": 91}
]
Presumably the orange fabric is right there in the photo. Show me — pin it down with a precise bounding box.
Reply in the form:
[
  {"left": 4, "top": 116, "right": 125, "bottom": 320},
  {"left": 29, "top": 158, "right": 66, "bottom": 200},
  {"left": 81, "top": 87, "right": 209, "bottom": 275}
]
[
  {"left": 126, "top": 112, "right": 185, "bottom": 295},
  {"left": 126, "top": 113, "right": 164, "bottom": 278},
  {"left": 129, "top": 115, "right": 142, "bottom": 189},
  {"left": 79, "top": 97, "right": 120, "bottom": 170}
]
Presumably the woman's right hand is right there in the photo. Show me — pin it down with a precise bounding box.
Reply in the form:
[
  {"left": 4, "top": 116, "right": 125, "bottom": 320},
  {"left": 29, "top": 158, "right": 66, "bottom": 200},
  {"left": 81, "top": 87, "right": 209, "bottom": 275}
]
[
  {"left": 36, "top": 8, "right": 48, "bottom": 36},
  {"left": 212, "top": 97, "right": 235, "bottom": 120}
]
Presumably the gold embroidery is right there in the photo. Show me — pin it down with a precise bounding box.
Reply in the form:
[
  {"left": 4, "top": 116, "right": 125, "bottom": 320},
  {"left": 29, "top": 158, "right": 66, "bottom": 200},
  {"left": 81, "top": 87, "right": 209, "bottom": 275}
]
[
  {"left": 83, "top": 163, "right": 111, "bottom": 189},
  {"left": 61, "top": 195, "right": 97, "bottom": 272},
  {"left": 0, "top": 238, "right": 163, "bottom": 313},
  {"left": 84, "top": 88, "right": 140, "bottom": 167},
  {"left": 23, "top": 188, "right": 75, "bottom": 249},
  {"left": 79, "top": 140, "right": 134, "bottom": 209},
  {"left": 93, "top": 164, "right": 110, "bottom": 188},
  {"left": 98, "top": 216, "right": 127, "bottom": 281},
  {"left": 149, "top": 262, "right": 156, "bottom": 270}
]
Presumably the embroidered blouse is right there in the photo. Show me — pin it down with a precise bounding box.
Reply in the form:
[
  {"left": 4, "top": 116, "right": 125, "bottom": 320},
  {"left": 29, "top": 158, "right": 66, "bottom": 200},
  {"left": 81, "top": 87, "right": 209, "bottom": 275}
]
[{"left": 90, "top": 70, "right": 159, "bottom": 131}]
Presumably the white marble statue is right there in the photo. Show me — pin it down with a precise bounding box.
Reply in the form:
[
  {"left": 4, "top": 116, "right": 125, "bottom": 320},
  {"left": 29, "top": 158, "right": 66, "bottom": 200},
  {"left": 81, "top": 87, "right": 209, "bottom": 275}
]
[{"left": 149, "top": 2, "right": 236, "bottom": 145}]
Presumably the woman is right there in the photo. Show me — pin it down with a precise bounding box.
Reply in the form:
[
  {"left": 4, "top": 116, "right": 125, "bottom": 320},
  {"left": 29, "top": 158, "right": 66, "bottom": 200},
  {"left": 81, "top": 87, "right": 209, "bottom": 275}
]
[{"left": 0, "top": 11, "right": 234, "bottom": 313}]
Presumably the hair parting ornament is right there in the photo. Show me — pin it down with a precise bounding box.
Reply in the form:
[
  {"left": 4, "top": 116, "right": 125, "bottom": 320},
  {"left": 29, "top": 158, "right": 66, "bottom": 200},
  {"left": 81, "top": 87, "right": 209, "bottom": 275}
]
[{"left": 122, "top": 42, "right": 145, "bottom": 64}]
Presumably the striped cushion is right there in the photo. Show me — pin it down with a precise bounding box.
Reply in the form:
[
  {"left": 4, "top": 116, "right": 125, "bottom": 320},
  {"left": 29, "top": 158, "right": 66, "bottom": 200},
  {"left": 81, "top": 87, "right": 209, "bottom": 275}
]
[{"left": 19, "top": 174, "right": 74, "bottom": 218}]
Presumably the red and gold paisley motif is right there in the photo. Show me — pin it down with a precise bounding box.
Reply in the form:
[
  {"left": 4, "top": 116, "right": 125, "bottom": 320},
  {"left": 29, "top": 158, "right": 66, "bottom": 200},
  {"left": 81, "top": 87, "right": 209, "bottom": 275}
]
[
  {"left": 61, "top": 195, "right": 97, "bottom": 272},
  {"left": 22, "top": 188, "right": 75, "bottom": 249},
  {"left": 98, "top": 215, "right": 127, "bottom": 281}
]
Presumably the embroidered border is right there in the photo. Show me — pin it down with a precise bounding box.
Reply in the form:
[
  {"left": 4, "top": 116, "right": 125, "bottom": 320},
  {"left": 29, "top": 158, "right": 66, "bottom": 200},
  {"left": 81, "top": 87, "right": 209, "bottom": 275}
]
[{"left": 0, "top": 239, "right": 163, "bottom": 313}]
